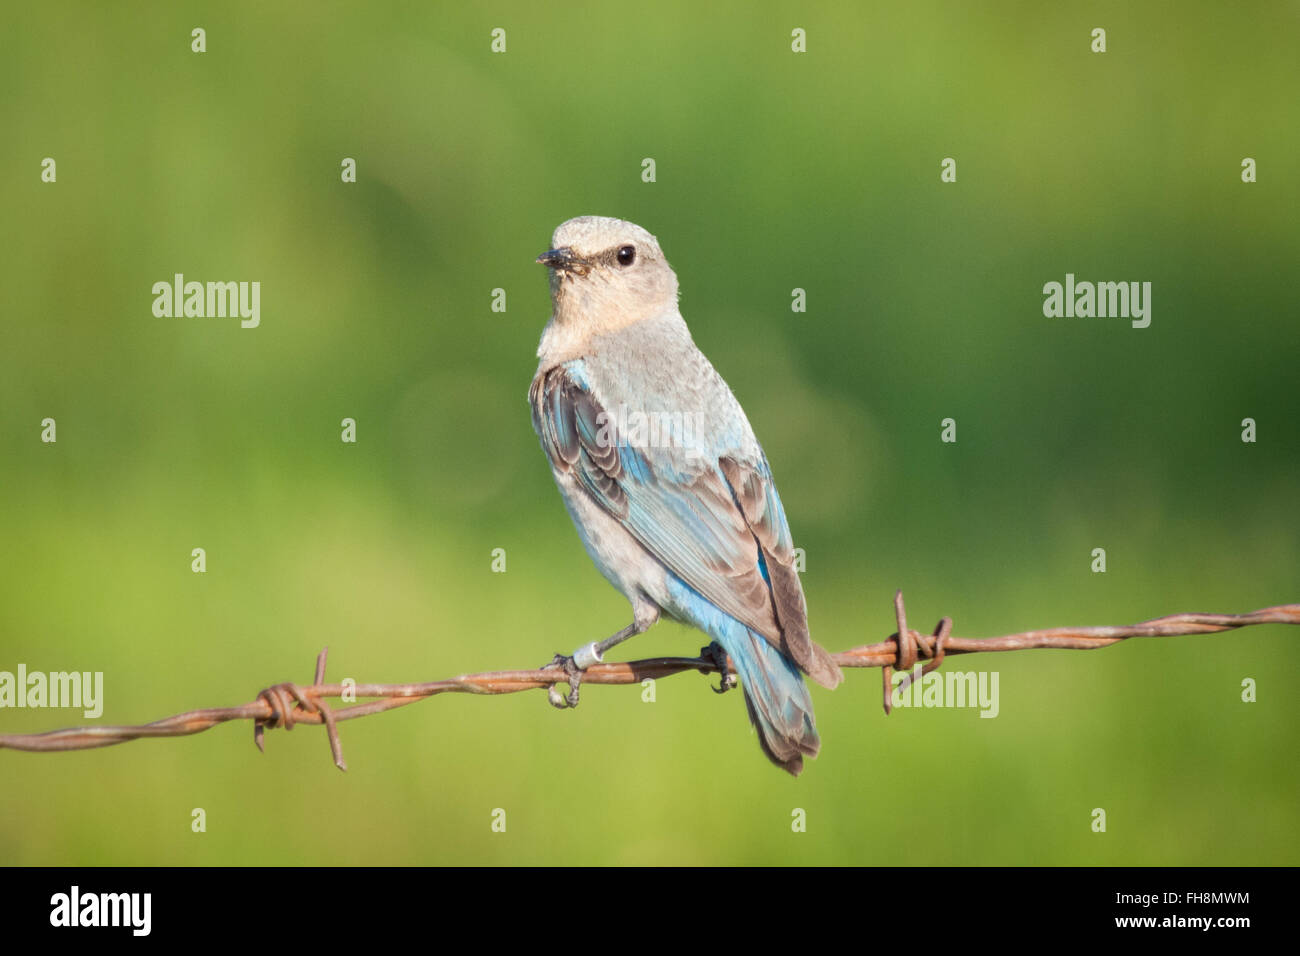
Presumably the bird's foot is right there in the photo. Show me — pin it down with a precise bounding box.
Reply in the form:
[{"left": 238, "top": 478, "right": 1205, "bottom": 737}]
[
  {"left": 543, "top": 642, "right": 602, "bottom": 709},
  {"left": 701, "top": 642, "right": 738, "bottom": 694}
]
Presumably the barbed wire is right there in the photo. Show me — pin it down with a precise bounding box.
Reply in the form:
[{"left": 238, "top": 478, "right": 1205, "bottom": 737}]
[{"left": 2, "top": 592, "right": 1295, "bottom": 770}]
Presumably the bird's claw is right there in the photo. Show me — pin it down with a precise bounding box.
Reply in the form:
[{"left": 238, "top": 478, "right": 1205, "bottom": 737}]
[
  {"left": 545, "top": 653, "right": 585, "bottom": 709},
  {"left": 701, "top": 643, "right": 738, "bottom": 694}
]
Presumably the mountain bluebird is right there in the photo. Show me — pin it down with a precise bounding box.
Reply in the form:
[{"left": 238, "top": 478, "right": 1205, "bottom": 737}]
[{"left": 529, "top": 215, "right": 842, "bottom": 775}]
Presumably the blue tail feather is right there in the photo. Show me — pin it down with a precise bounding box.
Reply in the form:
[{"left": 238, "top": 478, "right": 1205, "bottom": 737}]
[
  {"left": 716, "top": 624, "right": 820, "bottom": 776},
  {"left": 664, "top": 574, "right": 820, "bottom": 775}
]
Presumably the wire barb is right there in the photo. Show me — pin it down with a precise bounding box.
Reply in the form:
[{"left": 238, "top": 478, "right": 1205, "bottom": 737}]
[
  {"left": 253, "top": 648, "right": 347, "bottom": 770},
  {"left": 882, "top": 590, "right": 954, "bottom": 714},
  {"left": 1, "top": 595, "right": 1295, "bottom": 767}
]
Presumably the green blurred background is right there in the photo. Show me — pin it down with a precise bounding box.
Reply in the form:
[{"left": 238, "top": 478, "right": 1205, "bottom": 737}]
[{"left": 2, "top": 1, "right": 1297, "bottom": 865}]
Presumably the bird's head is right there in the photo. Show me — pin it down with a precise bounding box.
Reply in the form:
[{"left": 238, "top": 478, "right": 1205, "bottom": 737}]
[{"left": 537, "top": 216, "right": 679, "bottom": 331}]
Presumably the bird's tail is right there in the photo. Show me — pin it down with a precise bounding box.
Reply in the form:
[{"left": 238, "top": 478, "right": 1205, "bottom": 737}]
[{"left": 714, "top": 623, "right": 821, "bottom": 776}]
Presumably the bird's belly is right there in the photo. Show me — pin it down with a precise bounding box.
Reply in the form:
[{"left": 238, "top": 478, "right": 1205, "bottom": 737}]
[{"left": 551, "top": 468, "right": 670, "bottom": 613}]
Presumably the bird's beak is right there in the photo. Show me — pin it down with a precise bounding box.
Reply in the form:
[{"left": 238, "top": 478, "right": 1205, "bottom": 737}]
[{"left": 536, "top": 247, "right": 581, "bottom": 271}]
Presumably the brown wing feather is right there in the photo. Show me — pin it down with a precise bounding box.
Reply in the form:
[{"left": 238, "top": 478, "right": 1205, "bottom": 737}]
[{"left": 719, "top": 456, "right": 843, "bottom": 689}]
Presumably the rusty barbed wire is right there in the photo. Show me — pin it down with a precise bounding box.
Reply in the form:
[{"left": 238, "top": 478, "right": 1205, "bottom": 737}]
[{"left": 1, "top": 592, "right": 1295, "bottom": 770}]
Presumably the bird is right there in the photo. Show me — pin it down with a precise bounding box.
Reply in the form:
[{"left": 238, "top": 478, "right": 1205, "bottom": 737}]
[{"left": 528, "top": 215, "right": 842, "bottom": 775}]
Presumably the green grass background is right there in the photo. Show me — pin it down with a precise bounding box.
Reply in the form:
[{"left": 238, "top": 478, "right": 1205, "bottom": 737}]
[{"left": 1, "top": 1, "right": 1297, "bottom": 865}]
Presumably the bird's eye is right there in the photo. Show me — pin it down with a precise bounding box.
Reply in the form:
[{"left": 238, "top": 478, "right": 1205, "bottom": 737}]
[{"left": 616, "top": 245, "right": 636, "bottom": 267}]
